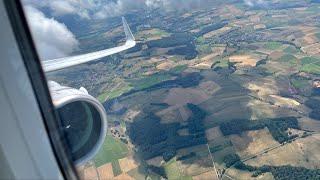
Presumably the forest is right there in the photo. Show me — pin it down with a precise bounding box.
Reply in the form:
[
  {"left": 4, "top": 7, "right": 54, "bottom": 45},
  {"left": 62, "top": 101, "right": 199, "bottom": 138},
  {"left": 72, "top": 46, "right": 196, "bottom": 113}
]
[
  {"left": 305, "top": 98, "right": 320, "bottom": 120},
  {"left": 253, "top": 165, "right": 320, "bottom": 179},
  {"left": 233, "top": 162, "right": 320, "bottom": 179},
  {"left": 194, "top": 21, "right": 228, "bottom": 37},
  {"left": 127, "top": 103, "right": 207, "bottom": 160},
  {"left": 167, "top": 43, "right": 198, "bottom": 60},
  {"left": 146, "top": 33, "right": 194, "bottom": 48},
  {"left": 219, "top": 117, "right": 299, "bottom": 143}
]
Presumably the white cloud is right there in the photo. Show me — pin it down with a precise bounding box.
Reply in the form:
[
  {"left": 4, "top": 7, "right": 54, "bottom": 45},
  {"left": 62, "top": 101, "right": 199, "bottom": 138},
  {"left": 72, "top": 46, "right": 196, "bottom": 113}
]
[
  {"left": 244, "top": 0, "right": 267, "bottom": 7},
  {"left": 22, "top": 0, "right": 212, "bottom": 19},
  {"left": 49, "top": 1, "right": 77, "bottom": 16},
  {"left": 22, "top": 0, "right": 90, "bottom": 19},
  {"left": 24, "top": 6, "right": 79, "bottom": 60}
]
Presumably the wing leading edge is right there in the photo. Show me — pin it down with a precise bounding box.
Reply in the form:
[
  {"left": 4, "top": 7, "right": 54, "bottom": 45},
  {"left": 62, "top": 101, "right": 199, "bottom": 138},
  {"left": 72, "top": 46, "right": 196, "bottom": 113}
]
[{"left": 43, "top": 17, "right": 136, "bottom": 72}]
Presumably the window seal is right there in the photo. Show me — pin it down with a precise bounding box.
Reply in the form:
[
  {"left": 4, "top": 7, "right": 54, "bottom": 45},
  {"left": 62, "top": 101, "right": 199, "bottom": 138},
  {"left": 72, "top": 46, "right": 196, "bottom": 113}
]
[{"left": 3, "top": 0, "right": 79, "bottom": 179}]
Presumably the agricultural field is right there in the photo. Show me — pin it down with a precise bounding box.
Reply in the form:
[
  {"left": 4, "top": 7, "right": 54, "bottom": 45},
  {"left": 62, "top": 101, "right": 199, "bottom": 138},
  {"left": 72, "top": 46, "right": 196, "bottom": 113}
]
[
  {"left": 47, "top": 0, "right": 320, "bottom": 179},
  {"left": 94, "top": 135, "right": 128, "bottom": 167}
]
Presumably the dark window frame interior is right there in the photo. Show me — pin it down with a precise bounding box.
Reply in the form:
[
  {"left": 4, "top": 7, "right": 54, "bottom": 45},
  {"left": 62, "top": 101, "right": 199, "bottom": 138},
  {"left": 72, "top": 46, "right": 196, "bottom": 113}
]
[{"left": 3, "top": 0, "right": 79, "bottom": 179}]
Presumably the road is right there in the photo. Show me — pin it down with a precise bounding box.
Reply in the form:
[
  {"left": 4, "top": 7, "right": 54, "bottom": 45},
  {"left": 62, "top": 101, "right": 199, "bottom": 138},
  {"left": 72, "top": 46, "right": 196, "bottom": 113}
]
[{"left": 207, "top": 143, "right": 221, "bottom": 180}]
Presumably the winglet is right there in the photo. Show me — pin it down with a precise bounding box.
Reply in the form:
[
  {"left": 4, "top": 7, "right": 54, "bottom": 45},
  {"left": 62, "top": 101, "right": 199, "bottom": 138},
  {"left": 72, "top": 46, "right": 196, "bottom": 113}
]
[
  {"left": 122, "top": 17, "right": 135, "bottom": 41},
  {"left": 43, "top": 18, "right": 136, "bottom": 72}
]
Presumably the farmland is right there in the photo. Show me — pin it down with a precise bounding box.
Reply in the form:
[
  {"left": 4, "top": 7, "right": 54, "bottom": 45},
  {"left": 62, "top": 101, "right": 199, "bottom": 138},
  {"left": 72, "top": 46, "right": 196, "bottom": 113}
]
[{"left": 48, "top": 0, "right": 320, "bottom": 179}]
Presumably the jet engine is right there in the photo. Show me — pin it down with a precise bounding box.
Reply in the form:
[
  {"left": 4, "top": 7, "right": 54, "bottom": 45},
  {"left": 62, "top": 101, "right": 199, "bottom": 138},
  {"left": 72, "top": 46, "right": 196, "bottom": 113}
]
[{"left": 48, "top": 81, "right": 107, "bottom": 165}]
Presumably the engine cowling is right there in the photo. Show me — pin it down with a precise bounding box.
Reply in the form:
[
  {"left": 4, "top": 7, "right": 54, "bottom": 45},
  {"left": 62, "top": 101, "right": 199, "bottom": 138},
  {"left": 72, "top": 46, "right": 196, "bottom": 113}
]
[{"left": 48, "top": 81, "right": 107, "bottom": 165}]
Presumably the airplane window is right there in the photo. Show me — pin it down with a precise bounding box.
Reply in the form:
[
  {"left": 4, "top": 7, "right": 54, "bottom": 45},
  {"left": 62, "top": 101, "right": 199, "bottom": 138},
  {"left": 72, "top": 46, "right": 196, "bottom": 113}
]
[{"left": 21, "top": 0, "right": 320, "bottom": 179}]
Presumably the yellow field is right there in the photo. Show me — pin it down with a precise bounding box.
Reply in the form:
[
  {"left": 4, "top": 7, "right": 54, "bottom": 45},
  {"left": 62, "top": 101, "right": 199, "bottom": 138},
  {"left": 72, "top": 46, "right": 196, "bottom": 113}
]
[
  {"left": 146, "top": 156, "right": 164, "bottom": 167},
  {"left": 205, "top": 127, "right": 223, "bottom": 141},
  {"left": 156, "top": 107, "right": 182, "bottom": 124},
  {"left": 299, "top": 117, "right": 320, "bottom": 132},
  {"left": 301, "top": 43, "right": 320, "bottom": 55},
  {"left": 225, "top": 167, "right": 274, "bottom": 180},
  {"left": 193, "top": 170, "right": 218, "bottom": 180},
  {"left": 247, "top": 99, "right": 278, "bottom": 119},
  {"left": 229, "top": 128, "right": 280, "bottom": 159},
  {"left": 118, "top": 157, "right": 139, "bottom": 173},
  {"left": 164, "top": 87, "right": 211, "bottom": 107},
  {"left": 156, "top": 61, "right": 175, "bottom": 70},
  {"left": 114, "top": 173, "right": 134, "bottom": 180},
  {"left": 83, "top": 165, "right": 99, "bottom": 180},
  {"left": 229, "top": 55, "right": 261, "bottom": 67},
  {"left": 97, "top": 163, "right": 114, "bottom": 179},
  {"left": 268, "top": 95, "right": 300, "bottom": 107},
  {"left": 246, "top": 79, "right": 279, "bottom": 97},
  {"left": 254, "top": 24, "right": 266, "bottom": 30},
  {"left": 246, "top": 134, "right": 320, "bottom": 169}
]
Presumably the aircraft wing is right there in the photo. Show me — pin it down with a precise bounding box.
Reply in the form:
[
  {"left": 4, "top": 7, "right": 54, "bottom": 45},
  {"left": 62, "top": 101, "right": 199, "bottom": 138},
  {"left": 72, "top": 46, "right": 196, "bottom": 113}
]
[{"left": 43, "top": 17, "right": 136, "bottom": 72}]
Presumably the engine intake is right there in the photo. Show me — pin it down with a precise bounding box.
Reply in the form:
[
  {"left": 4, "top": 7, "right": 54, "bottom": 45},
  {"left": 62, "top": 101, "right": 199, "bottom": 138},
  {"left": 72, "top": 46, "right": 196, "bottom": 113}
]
[{"left": 48, "top": 81, "right": 107, "bottom": 165}]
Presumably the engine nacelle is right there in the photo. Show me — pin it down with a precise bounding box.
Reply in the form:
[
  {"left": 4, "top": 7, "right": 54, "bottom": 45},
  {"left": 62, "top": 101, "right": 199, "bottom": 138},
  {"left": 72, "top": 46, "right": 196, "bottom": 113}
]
[{"left": 48, "top": 81, "right": 107, "bottom": 165}]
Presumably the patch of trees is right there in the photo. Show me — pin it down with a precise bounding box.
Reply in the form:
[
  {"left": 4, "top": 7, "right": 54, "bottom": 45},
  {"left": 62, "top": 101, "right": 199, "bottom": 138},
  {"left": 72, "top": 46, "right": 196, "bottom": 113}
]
[
  {"left": 143, "top": 72, "right": 203, "bottom": 91},
  {"left": 147, "top": 165, "right": 167, "bottom": 178},
  {"left": 252, "top": 165, "right": 320, "bottom": 179},
  {"left": 305, "top": 98, "right": 320, "bottom": 120},
  {"left": 186, "top": 103, "right": 206, "bottom": 134},
  {"left": 223, "top": 154, "right": 241, "bottom": 168},
  {"left": 256, "top": 57, "right": 268, "bottom": 66},
  {"left": 213, "top": 62, "right": 236, "bottom": 76},
  {"left": 167, "top": 43, "right": 198, "bottom": 60},
  {"left": 220, "top": 117, "right": 299, "bottom": 143},
  {"left": 146, "top": 33, "right": 194, "bottom": 49},
  {"left": 177, "top": 152, "right": 196, "bottom": 161},
  {"left": 150, "top": 103, "right": 169, "bottom": 108},
  {"left": 312, "top": 88, "right": 320, "bottom": 96},
  {"left": 232, "top": 161, "right": 320, "bottom": 179},
  {"left": 194, "top": 21, "right": 228, "bottom": 37},
  {"left": 125, "top": 43, "right": 143, "bottom": 54},
  {"left": 127, "top": 104, "right": 207, "bottom": 160}
]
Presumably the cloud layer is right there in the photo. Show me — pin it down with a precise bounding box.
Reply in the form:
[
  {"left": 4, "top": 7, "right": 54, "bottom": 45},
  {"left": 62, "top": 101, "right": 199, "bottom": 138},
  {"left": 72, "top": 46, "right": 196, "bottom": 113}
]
[
  {"left": 24, "top": 6, "right": 79, "bottom": 60},
  {"left": 244, "top": 0, "right": 267, "bottom": 7},
  {"left": 22, "top": 0, "right": 213, "bottom": 20}
]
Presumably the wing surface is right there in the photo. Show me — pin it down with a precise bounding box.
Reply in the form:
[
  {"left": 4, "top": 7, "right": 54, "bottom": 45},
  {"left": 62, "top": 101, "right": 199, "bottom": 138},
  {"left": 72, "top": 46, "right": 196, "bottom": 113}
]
[{"left": 43, "top": 17, "right": 135, "bottom": 72}]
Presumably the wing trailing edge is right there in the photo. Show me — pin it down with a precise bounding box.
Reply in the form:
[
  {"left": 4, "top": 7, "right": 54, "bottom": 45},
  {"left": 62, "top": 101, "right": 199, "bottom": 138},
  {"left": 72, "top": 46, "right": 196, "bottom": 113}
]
[{"left": 43, "top": 17, "right": 136, "bottom": 72}]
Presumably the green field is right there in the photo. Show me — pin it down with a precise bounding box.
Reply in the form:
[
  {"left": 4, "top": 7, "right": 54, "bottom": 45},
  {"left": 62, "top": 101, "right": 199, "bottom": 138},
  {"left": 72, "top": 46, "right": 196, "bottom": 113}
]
[
  {"left": 196, "top": 36, "right": 205, "bottom": 44},
  {"left": 150, "top": 29, "right": 170, "bottom": 37},
  {"left": 139, "top": 28, "right": 170, "bottom": 40},
  {"left": 300, "top": 56, "right": 320, "bottom": 65},
  {"left": 112, "top": 160, "right": 122, "bottom": 176},
  {"left": 128, "top": 167, "right": 149, "bottom": 180},
  {"left": 278, "top": 54, "right": 297, "bottom": 63},
  {"left": 94, "top": 135, "right": 128, "bottom": 167},
  {"left": 316, "top": 32, "right": 320, "bottom": 40},
  {"left": 97, "top": 84, "right": 132, "bottom": 102},
  {"left": 169, "top": 65, "right": 188, "bottom": 74},
  {"left": 264, "top": 41, "right": 283, "bottom": 50},
  {"left": 197, "top": 44, "right": 212, "bottom": 55},
  {"left": 284, "top": 46, "right": 299, "bottom": 54},
  {"left": 212, "top": 58, "right": 229, "bottom": 69},
  {"left": 300, "top": 64, "right": 320, "bottom": 75},
  {"left": 164, "top": 158, "right": 182, "bottom": 180},
  {"left": 291, "top": 78, "right": 310, "bottom": 89},
  {"left": 130, "top": 73, "right": 172, "bottom": 90},
  {"left": 299, "top": 56, "right": 320, "bottom": 74}
]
